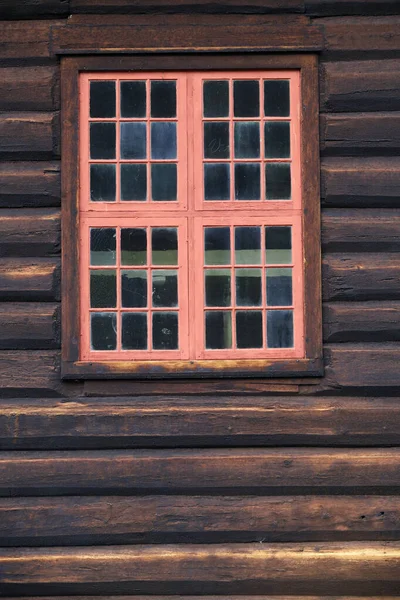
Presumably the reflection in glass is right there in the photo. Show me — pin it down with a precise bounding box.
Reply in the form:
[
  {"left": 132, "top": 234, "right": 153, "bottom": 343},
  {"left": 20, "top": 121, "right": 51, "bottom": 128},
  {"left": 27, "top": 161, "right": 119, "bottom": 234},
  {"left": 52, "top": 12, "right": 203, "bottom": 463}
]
[
  {"left": 234, "top": 122, "right": 260, "bottom": 158},
  {"left": 153, "top": 312, "right": 178, "bottom": 349},
  {"left": 264, "top": 80, "right": 290, "bottom": 117},
  {"left": 90, "top": 81, "right": 116, "bottom": 118},
  {"left": 264, "top": 121, "right": 290, "bottom": 158},
  {"left": 267, "top": 310, "right": 293, "bottom": 347},
  {"left": 234, "top": 80, "right": 259, "bottom": 117},
  {"left": 266, "top": 163, "right": 291, "bottom": 200},
  {"left": 204, "top": 227, "right": 230, "bottom": 265},
  {"left": 91, "top": 312, "right": 116, "bottom": 350},
  {"left": 266, "top": 268, "right": 293, "bottom": 306},
  {"left": 121, "top": 270, "right": 147, "bottom": 308},
  {"left": 205, "top": 311, "right": 232, "bottom": 349},
  {"left": 151, "top": 81, "right": 176, "bottom": 118},
  {"left": 122, "top": 312, "right": 147, "bottom": 350},
  {"left": 205, "top": 269, "right": 231, "bottom": 307},
  {"left": 265, "top": 226, "right": 292, "bottom": 264},
  {"left": 236, "top": 311, "right": 262, "bottom": 348},
  {"left": 90, "top": 164, "right": 116, "bottom": 202},
  {"left": 121, "top": 164, "right": 147, "bottom": 201},
  {"left": 204, "top": 163, "right": 230, "bottom": 201},
  {"left": 120, "top": 122, "right": 146, "bottom": 159},
  {"left": 151, "top": 122, "right": 177, "bottom": 160},
  {"left": 235, "top": 226, "right": 261, "bottom": 265},
  {"left": 235, "top": 269, "right": 262, "bottom": 306},
  {"left": 90, "top": 228, "right": 116, "bottom": 266},
  {"left": 152, "top": 270, "right": 178, "bottom": 307},
  {"left": 90, "top": 123, "right": 116, "bottom": 160},
  {"left": 90, "top": 270, "right": 116, "bottom": 308},
  {"left": 234, "top": 163, "right": 260, "bottom": 200},
  {"left": 203, "top": 80, "right": 229, "bottom": 118},
  {"left": 120, "top": 81, "right": 146, "bottom": 118},
  {"left": 121, "top": 228, "right": 147, "bottom": 266},
  {"left": 204, "top": 122, "right": 230, "bottom": 159},
  {"left": 151, "top": 163, "right": 177, "bottom": 201},
  {"left": 152, "top": 228, "right": 178, "bottom": 265}
]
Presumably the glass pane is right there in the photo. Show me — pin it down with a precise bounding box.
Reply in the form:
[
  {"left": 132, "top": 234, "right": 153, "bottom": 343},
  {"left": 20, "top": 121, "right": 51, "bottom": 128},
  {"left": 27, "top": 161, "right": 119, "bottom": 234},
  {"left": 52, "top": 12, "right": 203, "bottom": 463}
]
[
  {"left": 235, "top": 226, "right": 261, "bottom": 265},
  {"left": 120, "top": 81, "right": 146, "bottom": 118},
  {"left": 122, "top": 312, "right": 147, "bottom": 350},
  {"left": 204, "top": 227, "right": 230, "bottom": 265},
  {"left": 205, "top": 269, "right": 231, "bottom": 307},
  {"left": 152, "top": 312, "right": 178, "bottom": 349},
  {"left": 90, "top": 228, "right": 116, "bottom": 266},
  {"left": 90, "top": 164, "right": 116, "bottom": 202},
  {"left": 151, "top": 122, "right": 177, "bottom": 160},
  {"left": 266, "top": 268, "right": 293, "bottom": 306},
  {"left": 152, "top": 270, "right": 178, "bottom": 307},
  {"left": 152, "top": 227, "right": 178, "bottom": 265},
  {"left": 121, "top": 164, "right": 147, "bottom": 201},
  {"left": 91, "top": 312, "right": 116, "bottom": 351},
  {"left": 90, "top": 123, "right": 115, "bottom": 160},
  {"left": 205, "top": 311, "right": 232, "bottom": 349},
  {"left": 236, "top": 311, "right": 262, "bottom": 348},
  {"left": 204, "top": 163, "right": 230, "bottom": 201},
  {"left": 267, "top": 310, "right": 293, "bottom": 348},
  {"left": 120, "top": 122, "right": 146, "bottom": 159},
  {"left": 264, "top": 80, "right": 290, "bottom": 117},
  {"left": 151, "top": 81, "right": 176, "bottom": 118},
  {"left": 204, "top": 122, "right": 230, "bottom": 159},
  {"left": 265, "top": 122, "right": 290, "bottom": 158},
  {"left": 121, "top": 270, "right": 147, "bottom": 308},
  {"left": 266, "top": 163, "right": 291, "bottom": 200},
  {"left": 203, "top": 80, "right": 229, "bottom": 118},
  {"left": 234, "top": 163, "right": 260, "bottom": 200},
  {"left": 234, "top": 122, "right": 260, "bottom": 158},
  {"left": 265, "top": 226, "right": 292, "bottom": 264},
  {"left": 121, "top": 228, "right": 147, "bottom": 266},
  {"left": 90, "top": 270, "right": 116, "bottom": 308},
  {"left": 233, "top": 80, "right": 259, "bottom": 117},
  {"left": 151, "top": 163, "right": 177, "bottom": 201},
  {"left": 236, "top": 268, "right": 262, "bottom": 306},
  {"left": 90, "top": 81, "right": 115, "bottom": 118}
]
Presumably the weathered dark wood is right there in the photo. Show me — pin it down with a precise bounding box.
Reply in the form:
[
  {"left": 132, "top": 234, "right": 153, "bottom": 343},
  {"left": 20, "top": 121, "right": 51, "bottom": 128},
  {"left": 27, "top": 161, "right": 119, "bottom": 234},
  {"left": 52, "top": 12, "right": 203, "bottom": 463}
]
[
  {"left": 70, "top": 0, "right": 304, "bottom": 13},
  {"left": 321, "top": 60, "right": 400, "bottom": 113},
  {"left": 320, "top": 113, "right": 400, "bottom": 156},
  {"left": 1, "top": 543, "right": 400, "bottom": 595},
  {"left": 1, "top": 597, "right": 397, "bottom": 600},
  {"left": 0, "top": 0, "right": 69, "bottom": 19},
  {"left": 322, "top": 16, "right": 400, "bottom": 58},
  {"left": 0, "top": 21, "right": 61, "bottom": 65},
  {"left": 324, "top": 302, "right": 400, "bottom": 343},
  {"left": 0, "top": 209, "right": 60, "bottom": 257},
  {"left": 0, "top": 258, "right": 60, "bottom": 301},
  {"left": 0, "top": 303, "right": 60, "bottom": 350},
  {"left": 0, "top": 162, "right": 60, "bottom": 208},
  {"left": 321, "top": 158, "right": 400, "bottom": 208},
  {"left": 307, "top": 0, "right": 400, "bottom": 15},
  {"left": 0, "top": 66, "right": 59, "bottom": 111},
  {"left": 325, "top": 344, "right": 400, "bottom": 388},
  {"left": 0, "top": 112, "right": 59, "bottom": 160}
]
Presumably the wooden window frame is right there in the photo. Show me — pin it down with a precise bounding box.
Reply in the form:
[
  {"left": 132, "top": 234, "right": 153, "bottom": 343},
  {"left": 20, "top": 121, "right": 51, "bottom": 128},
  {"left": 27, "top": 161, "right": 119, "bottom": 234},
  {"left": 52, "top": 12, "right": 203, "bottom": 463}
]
[{"left": 61, "top": 54, "right": 322, "bottom": 380}]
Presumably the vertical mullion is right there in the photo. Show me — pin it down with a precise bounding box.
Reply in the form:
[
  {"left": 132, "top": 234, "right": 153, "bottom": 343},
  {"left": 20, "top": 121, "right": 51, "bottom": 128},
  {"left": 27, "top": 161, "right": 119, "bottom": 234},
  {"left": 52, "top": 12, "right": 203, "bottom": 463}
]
[
  {"left": 261, "top": 224, "right": 266, "bottom": 348},
  {"left": 116, "top": 78, "right": 121, "bottom": 205},
  {"left": 229, "top": 78, "right": 234, "bottom": 203},
  {"left": 116, "top": 226, "right": 121, "bottom": 351},
  {"left": 231, "top": 225, "right": 236, "bottom": 350},
  {"left": 146, "top": 79, "right": 151, "bottom": 203},
  {"left": 260, "top": 77, "right": 266, "bottom": 203},
  {"left": 187, "top": 74, "right": 196, "bottom": 359},
  {"left": 147, "top": 227, "right": 152, "bottom": 351}
]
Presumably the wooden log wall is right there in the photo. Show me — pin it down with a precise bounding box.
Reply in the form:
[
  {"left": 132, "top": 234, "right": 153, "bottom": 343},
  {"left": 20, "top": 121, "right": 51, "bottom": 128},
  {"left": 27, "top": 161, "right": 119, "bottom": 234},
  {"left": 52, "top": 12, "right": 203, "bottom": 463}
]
[{"left": 1, "top": 0, "right": 400, "bottom": 597}]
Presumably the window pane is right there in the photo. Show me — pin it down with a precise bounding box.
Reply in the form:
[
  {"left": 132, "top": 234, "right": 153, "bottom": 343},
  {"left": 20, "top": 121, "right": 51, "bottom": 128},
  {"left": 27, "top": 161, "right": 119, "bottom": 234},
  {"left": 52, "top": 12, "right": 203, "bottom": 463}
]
[
  {"left": 204, "top": 227, "right": 230, "bottom": 265},
  {"left": 265, "top": 163, "right": 291, "bottom": 200},
  {"left": 152, "top": 312, "right": 178, "bottom": 349},
  {"left": 151, "top": 163, "right": 177, "bottom": 201},
  {"left": 266, "top": 268, "right": 293, "bottom": 306},
  {"left": 91, "top": 313, "right": 116, "bottom": 350},
  {"left": 121, "top": 270, "right": 147, "bottom": 308},
  {"left": 152, "top": 270, "right": 178, "bottom": 307},
  {"left": 234, "top": 163, "right": 260, "bottom": 200},
  {"left": 236, "top": 268, "right": 262, "bottom": 306},
  {"left": 236, "top": 311, "right": 262, "bottom": 348},
  {"left": 121, "top": 228, "right": 147, "bottom": 266},
  {"left": 235, "top": 226, "right": 261, "bottom": 265},
  {"left": 90, "top": 228, "right": 116, "bottom": 266},
  {"left": 90, "top": 270, "right": 116, "bottom": 308},
  {"left": 90, "top": 164, "right": 116, "bottom": 202},
  {"left": 120, "top": 122, "right": 147, "bottom": 159},
  {"left": 90, "top": 123, "right": 115, "bottom": 159},
  {"left": 151, "top": 81, "right": 176, "bottom": 118},
  {"left": 205, "top": 269, "right": 231, "bottom": 307},
  {"left": 267, "top": 310, "right": 293, "bottom": 348},
  {"left": 204, "top": 163, "right": 230, "bottom": 201},
  {"left": 204, "top": 122, "right": 230, "bottom": 159},
  {"left": 265, "top": 226, "right": 292, "bottom": 264},
  {"left": 234, "top": 122, "right": 260, "bottom": 158},
  {"left": 120, "top": 81, "right": 146, "bottom": 118},
  {"left": 152, "top": 228, "right": 178, "bottom": 265},
  {"left": 122, "top": 312, "right": 147, "bottom": 350},
  {"left": 90, "top": 81, "right": 115, "bottom": 118},
  {"left": 264, "top": 80, "right": 290, "bottom": 117},
  {"left": 121, "top": 164, "right": 147, "bottom": 201},
  {"left": 234, "top": 80, "right": 259, "bottom": 117},
  {"left": 151, "top": 122, "right": 177, "bottom": 160},
  {"left": 264, "top": 122, "right": 290, "bottom": 158},
  {"left": 205, "top": 311, "right": 232, "bottom": 349},
  {"left": 203, "top": 80, "right": 229, "bottom": 117}
]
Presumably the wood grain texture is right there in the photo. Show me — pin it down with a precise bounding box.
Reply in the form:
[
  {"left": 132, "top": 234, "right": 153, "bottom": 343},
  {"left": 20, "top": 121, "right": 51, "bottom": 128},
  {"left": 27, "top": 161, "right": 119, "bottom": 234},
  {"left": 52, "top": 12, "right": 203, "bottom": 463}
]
[
  {"left": 324, "top": 302, "right": 400, "bottom": 343},
  {"left": 1, "top": 542, "right": 400, "bottom": 595},
  {"left": 0, "top": 0, "right": 69, "bottom": 19},
  {"left": 0, "top": 66, "right": 59, "bottom": 111},
  {"left": 0, "top": 112, "right": 59, "bottom": 159},
  {"left": 0, "top": 209, "right": 60, "bottom": 257},
  {"left": 306, "top": 0, "right": 400, "bottom": 15},
  {"left": 0, "top": 258, "right": 60, "bottom": 301},
  {"left": 0, "top": 162, "right": 60, "bottom": 208},
  {"left": 1, "top": 597, "right": 398, "bottom": 600},
  {"left": 0, "top": 21, "right": 61, "bottom": 65},
  {"left": 325, "top": 344, "right": 400, "bottom": 388},
  {"left": 70, "top": 0, "right": 304, "bottom": 13},
  {"left": 0, "top": 303, "right": 60, "bottom": 350}
]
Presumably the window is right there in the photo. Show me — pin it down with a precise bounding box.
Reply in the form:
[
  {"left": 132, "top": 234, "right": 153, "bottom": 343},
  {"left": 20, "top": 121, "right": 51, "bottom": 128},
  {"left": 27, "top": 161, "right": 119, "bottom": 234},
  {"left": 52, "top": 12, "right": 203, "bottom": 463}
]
[{"left": 61, "top": 56, "right": 322, "bottom": 379}]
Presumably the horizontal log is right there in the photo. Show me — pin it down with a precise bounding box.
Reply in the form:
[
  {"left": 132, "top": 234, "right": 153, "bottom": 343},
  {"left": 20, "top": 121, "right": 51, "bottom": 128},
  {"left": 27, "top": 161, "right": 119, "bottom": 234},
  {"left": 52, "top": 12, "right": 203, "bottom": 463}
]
[
  {"left": 2, "top": 396, "right": 400, "bottom": 449},
  {"left": 0, "top": 112, "right": 59, "bottom": 160},
  {"left": 70, "top": 0, "right": 304, "bottom": 13},
  {"left": 324, "top": 302, "right": 400, "bottom": 343},
  {"left": 307, "top": 0, "right": 400, "bottom": 15},
  {"left": 1, "top": 495, "right": 399, "bottom": 545},
  {"left": 321, "top": 60, "right": 400, "bottom": 112},
  {"left": 1, "top": 598, "right": 398, "bottom": 600},
  {"left": 0, "top": 1, "right": 69, "bottom": 19},
  {"left": 0, "top": 208, "right": 60, "bottom": 257},
  {"left": 0, "top": 21, "right": 60, "bottom": 65},
  {"left": 321, "top": 113, "right": 400, "bottom": 156},
  {"left": 1, "top": 542, "right": 400, "bottom": 595},
  {"left": 321, "top": 157, "right": 400, "bottom": 207},
  {"left": 0, "top": 258, "right": 60, "bottom": 301},
  {"left": 0, "top": 303, "right": 60, "bottom": 350},
  {"left": 322, "top": 16, "right": 400, "bottom": 58},
  {"left": 0, "top": 66, "right": 59, "bottom": 111},
  {"left": 0, "top": 162, "right": 60, "bottom": 208}
]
